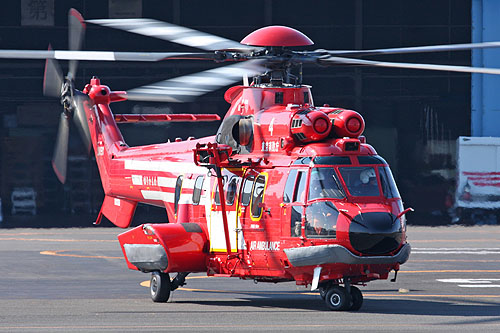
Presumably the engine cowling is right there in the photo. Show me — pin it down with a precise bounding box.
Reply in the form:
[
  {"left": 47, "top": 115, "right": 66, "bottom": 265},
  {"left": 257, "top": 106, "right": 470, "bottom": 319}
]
[
  {"left": 290, "top": 110, "right": 332, "bottom": 143},
  {"left": 326, "top": 109, "right": 365, "bottom": 138}
]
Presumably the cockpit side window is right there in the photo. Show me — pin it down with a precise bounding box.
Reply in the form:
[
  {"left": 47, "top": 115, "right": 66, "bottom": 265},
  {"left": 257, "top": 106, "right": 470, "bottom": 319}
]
[
  {"left": 283, "top": 169, "right": 298, "bottom": 203},
  {"left": 293, "top": 171, "right": 307, "bottom": 203},
  {"left": 308, "top": 168, "right": 345, "bottom": 200},
  {"left": 379, "top": 166, "right": 401, "bottom": 199},
  {"left": 284, "top": 169, "right": 306, "bottom": 237},
  {"left": 305, "top": 201, "right": 338, "bottom": 238}
]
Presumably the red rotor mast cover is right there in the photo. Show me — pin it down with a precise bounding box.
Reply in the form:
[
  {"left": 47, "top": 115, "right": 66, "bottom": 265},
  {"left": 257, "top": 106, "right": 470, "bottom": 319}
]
[{"left": 241, "top": 26, "right": 314, "bottom": 47}]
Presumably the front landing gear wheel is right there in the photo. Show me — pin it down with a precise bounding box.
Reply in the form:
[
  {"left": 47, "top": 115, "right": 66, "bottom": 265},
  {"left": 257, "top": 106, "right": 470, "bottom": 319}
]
[
  {"left": 349, "top": 286, "right": 363, "bottom": 311},
  {"left": 150, "top": 272, "right": 171, "bottom": 302},
  {"left": 324, "top": 285, "right": 350, "bottom": 311}
]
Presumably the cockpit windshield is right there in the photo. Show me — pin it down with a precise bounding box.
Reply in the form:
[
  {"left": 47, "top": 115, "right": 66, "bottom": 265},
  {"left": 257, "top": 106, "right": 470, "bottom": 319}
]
[
  {"left": 338, "top": 166, "right": 381, "bottom": 197},
  {"left": 308, "top": 168, "right": 345, "bottom": 200},
  {"left": 337, "top": 166, "right": 401, "bottom": 198}
]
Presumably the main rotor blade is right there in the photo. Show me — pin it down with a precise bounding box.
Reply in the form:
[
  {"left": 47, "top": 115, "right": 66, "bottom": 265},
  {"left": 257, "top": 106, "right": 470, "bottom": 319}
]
[
  {"left": 87, "top": 18, "right": 254, "bottom": 52},
  {"left": 43, "top": 47, "right": 64, "bottom": 98},
  {"left": 318, "top": 41, "right": 500, "bottom": 57},
  {"left": 0, "top": 50, "right": 217, "bottom": 62},
  {"left": 123, "top": 60, "right": 266, "bottom": 103},
  {"left": 67, "top": 8, "right": 86, "bottom": 81},
  {"left": 318, "top": 56, "right": 500, "bottom": 75},
  {"left": 52, "top": 113, "right": 70, "bottom": 184}
]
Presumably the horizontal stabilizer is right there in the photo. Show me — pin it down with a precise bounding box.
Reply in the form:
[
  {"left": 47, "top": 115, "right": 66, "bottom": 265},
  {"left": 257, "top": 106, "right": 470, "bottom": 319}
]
[{"left": 99, "top": 195, "right": 137, "bottom": 228}]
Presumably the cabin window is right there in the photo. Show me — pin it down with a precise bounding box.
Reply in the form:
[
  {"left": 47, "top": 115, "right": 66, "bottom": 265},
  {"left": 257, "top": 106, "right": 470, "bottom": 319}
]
[
  {"left": 174, "top": 175, "right": 183, "bottom": 214},
  {"left": 214, "top": 176, "right": 227, "bottom": 205},
  {"left": 308, "top": 168, "right": 345, "bottom": 200},
  {"left": 241, "top": 175, "right": 255, "bottom": 206},
  {"left": 283, "top": 169, "right": 298, "bottom": 203},
  {"left": 226, "top": 177, "right": 238, "bottom": 206},
  {"left": 192, "top": 175, "right": 204, "bottom": 205},
  {"left": 251, "top": 174, "right": 267, "bottom": 218}
]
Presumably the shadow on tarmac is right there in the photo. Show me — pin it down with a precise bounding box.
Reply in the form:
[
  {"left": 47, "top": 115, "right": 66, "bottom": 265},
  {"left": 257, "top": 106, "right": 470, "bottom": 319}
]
[{"left": 99, "top": 295, "right": 500, "bottom": 317}]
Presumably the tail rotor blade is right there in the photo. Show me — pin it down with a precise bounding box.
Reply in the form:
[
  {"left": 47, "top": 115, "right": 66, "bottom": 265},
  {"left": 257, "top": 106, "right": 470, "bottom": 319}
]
[
  {"left": 52, "top": 113, "right": 71, "bottom": 184},
  {"left": 43, "top": 46, "right": 64, "bottom": 98},
  {"left": 67, "top": 8, "right": 86, "bottom": 81},
  {"left": 72, "top": 92, "right": 92, "bottom": 153}
]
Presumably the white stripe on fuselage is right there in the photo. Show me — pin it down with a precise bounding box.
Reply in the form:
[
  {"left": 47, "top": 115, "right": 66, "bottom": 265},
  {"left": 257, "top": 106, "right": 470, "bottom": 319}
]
[
  {"left": 141, "top": 190, "right": 174, "bottom": 203},
  {"left": 124, "top": 160, "right": 206, "bottom": 175},
  {"left": 158, "top": 177, "right": 177, "bottom": 188}
]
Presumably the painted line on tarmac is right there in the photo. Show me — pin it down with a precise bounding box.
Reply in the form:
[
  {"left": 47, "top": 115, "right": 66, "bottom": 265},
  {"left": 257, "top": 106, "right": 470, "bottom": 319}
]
[
  {"left": 40, "top": 250, "right": 122, "bottom": 259},
  {"left": 459, "top": 285, "right": 500, "bottom": 288},
  {"left": 438, "top": 278, "right": 500, "bottom": 288},
  {"left": 0, "top": 323, "right": 470, "bottom": 330},
  {"left": 410, "top": 259, "right": 500, "bottom": 262},
  {"left": 412, "top": 239, "right": 500, "bottom": 243},
  {"left": 412, "top": 247, "right": 500, "bottom": 254},
  {"left": 0, "top": 237, "right": 115, "bottom": 243}
]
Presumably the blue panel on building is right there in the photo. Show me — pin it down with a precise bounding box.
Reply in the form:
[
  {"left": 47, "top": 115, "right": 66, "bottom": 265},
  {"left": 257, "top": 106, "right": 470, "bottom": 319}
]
[{"left": 472, "top": 0, "right": 500, "bottom": 136}]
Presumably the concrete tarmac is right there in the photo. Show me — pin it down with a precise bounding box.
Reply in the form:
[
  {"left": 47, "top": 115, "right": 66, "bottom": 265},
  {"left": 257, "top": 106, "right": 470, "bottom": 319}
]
[{"left": 0, "top": 225, "right": 499, "bottom": 332}]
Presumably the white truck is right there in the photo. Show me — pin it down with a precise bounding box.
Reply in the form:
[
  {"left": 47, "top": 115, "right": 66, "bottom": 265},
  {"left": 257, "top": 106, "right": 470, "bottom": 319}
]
[{"left": 455, "top": 136, "right": 500, "bottom": 224}]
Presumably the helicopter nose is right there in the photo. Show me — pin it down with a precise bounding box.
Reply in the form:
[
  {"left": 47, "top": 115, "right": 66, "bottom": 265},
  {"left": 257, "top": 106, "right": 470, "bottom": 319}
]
[{"left": 348, "top": 212, "right": 403, "bottom": 255}]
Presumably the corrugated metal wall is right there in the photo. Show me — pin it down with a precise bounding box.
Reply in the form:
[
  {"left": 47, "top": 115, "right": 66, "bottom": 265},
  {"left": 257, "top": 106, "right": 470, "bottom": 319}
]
[{"left": 472, "top": 0, "right": 500, "bottom": 136}]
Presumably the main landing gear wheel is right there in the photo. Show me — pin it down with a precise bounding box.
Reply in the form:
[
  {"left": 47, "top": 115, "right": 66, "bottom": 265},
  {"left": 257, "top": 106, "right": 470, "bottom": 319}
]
[
  {"left": 150, "top": 271, "right": 171, "bottom": 302},
  {"left": 349, "top": 286, "right": 363, "bottom": 311},
  {"left": 324, "top": 285, "right": 350, "bottom": 311}
]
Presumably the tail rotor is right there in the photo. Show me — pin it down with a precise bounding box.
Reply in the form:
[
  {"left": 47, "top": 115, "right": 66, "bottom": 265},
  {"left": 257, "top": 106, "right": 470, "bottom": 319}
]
[{"left": 44, "top": 8, "right": 90, "bottom": 184}]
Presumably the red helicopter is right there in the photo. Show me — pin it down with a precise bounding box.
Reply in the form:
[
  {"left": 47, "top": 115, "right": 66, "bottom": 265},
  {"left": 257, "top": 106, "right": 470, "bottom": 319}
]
[{"left": 3, "top": 9, "right": 500, "bottom": 311}]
